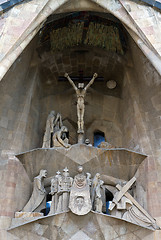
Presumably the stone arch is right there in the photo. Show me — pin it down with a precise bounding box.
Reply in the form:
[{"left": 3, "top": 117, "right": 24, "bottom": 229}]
[{"left": 0, "top": 0, "right": 161, "bottom": 82}]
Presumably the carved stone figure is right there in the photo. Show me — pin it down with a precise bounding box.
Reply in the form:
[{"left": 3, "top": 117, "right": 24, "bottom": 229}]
[
  {"left": 123, "top": 205, "right": 160, "bottom": 230},
  {"left": 86, "top": 172, "right": 92, "bottom": 186},
  {"left": 52, "top": 126, "right": 71, "bottom": 148},
  {"left": 95, "top": 179, "right": 104, "bottom": 213},
  {"left": 57, "top": 167, "right": 73, "bottom": 212},
  {"left": 91, "top": 173, "right": 104, "bottom": 212},
  {"left": 69, "top": 166, "right": 92, "bottom": 215},
  {"left": 22, "top": 170, "right": 47, "bottom": 213},
  {"left": 91, "top": 173, "right": 100, "bottom": 208},
  {"left": 85, "top": 139, "right": 92, "bottom": 146},
  {"left": 42, "top": 111, "right": 63, "bottom": 148},
  {"left": 65, "top": 73, "right": 98, "bottom": 133},
  {"left": 49, "top": 171, "right": 61, "bottom": 215},
  {"left": 109, "top": 177, "right": 159, "bottom": 230}
]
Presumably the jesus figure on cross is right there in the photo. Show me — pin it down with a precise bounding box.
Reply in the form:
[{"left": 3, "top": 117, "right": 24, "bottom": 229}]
[{"left": 64, "top": 72, "right": 98, "bottom": 134}]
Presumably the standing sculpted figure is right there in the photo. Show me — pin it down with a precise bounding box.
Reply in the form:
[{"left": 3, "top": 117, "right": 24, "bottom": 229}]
[
  {"left": 95, "top": 179, "right": 104, "bottom": 212},
  {"left": 64, "top": 73, "right": 98, "bottom": 133},
  {"left": 56, "top": 167, "right": 73, "bottom": 213},
  {"left": 42, "top": 111, "right": 63, "bottom": 148},
  {"left": 91, "top": 173, "right": 104, "bottom": 212},
  {"left": 49, "top": 171, "right": 61, "bottom": 215},
  {"left": 69, "top": 166, "right": 92, "bottom": 215},
  {"left": 22, "top": 170, "right": 47, "bottom": 213}
]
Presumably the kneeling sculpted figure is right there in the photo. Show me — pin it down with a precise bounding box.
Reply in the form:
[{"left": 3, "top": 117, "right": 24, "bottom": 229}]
[{"left": 53, "top": 126, "right": 71, "bottom": 148}]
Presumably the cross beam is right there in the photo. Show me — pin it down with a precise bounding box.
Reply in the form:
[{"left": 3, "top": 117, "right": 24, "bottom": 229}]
[
  {"left": 59, "top": 72, "right": 103, "bottom": 82},
  {"left": 58, "top": 76, "right": 103, "bottom": 82}
]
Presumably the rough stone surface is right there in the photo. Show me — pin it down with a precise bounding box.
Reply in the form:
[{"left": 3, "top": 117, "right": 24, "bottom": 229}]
[
  {"left": 8, "top": 212, "right": 155, "bottom": 240},
  {"left": 15, "top": 212, "right": 43, "bottom": 218}
]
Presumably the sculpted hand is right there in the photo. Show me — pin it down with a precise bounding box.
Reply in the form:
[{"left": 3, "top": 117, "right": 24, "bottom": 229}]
[
  {"left": 93, "top": 73, "right": 98, "bottom": 78},
  {"left": 64, "top": 73, "right": 69, "bottom": 78}
]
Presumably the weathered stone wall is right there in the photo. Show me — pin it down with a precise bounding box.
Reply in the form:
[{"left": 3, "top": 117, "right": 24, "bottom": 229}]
[
  {"left": 130, "top": 38, "right": 161, "bottom": 218},
  {"left": 0, "top": 39, "right": 38, "bottom": 235},
  {"left": 0, "top": 38, "right": 40, "bottom": 156},
  {"left": 120, "top": 37, "right": 161, "bottom": 217}
]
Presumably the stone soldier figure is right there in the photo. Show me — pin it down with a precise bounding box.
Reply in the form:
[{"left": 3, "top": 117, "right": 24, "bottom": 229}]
[
  {"left": 56, "top": 167, "right": 73, "bottom": 213},
  {"left": 64, "top": 73, "right": 98, "bottom": 133},
  {"left": 49, "top": 171, "right": 61, "bottom": 215}
]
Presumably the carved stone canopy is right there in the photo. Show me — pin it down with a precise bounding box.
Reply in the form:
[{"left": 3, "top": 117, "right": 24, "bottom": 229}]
[{"left": 16, "top": 144, "right": 147, "bottom": 181}]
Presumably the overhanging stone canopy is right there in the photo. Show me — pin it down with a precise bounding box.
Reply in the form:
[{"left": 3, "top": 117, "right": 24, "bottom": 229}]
[{"left": 16, "top": 144, "right": 147, "bottom": 181}]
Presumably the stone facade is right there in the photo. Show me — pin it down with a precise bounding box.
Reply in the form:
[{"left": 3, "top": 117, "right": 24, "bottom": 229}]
[{"left": 0, "top": 0, "right": 161, "bottom": 239}]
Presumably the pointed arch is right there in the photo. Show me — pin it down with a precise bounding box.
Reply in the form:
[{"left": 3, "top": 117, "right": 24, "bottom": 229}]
[{"left": 0, "top": 0, "right": 161, "bottom": 81}]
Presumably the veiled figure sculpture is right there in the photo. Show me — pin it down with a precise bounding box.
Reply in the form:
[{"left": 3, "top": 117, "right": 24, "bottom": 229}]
[
  {"left": 22, "top": 170, "right": 47, "bottom": 212},
  {"left": 42, "top": 111, "right": 63, "bottom": 148}
]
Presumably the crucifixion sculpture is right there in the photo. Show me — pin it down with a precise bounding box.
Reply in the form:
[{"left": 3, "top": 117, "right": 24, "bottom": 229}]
[{"left": 64, "top": 73, "right": 98, "bottom": 135}]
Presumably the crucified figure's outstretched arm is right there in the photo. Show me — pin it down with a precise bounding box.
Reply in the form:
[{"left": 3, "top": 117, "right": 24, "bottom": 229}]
[
  {"left": 84, "top": 73, "right": 98, "bottom": 91},
  {"left": 64, "top": 73, "right": 77, "bottom": 91}
]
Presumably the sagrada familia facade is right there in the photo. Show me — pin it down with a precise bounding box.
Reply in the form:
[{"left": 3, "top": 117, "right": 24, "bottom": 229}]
[{"left": 0, "top": 0, "right": 161, "bottom": 239}]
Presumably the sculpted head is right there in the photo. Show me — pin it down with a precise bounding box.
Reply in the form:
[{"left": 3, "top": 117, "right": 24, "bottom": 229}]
[
  {"left": 40, "top": 169, "right": 47, "bottom": 178},
  {"left": 63, "top": 167, "right": 69, "bottom": 177},
  {"left": 93, "top": 73, "right": 98, "bottom": 78},
  {"left": 95, "top": 173, "right": 100, "bottom": 179},
  {"left": 77, "top": 165, "right": 83, "bottom": 173},
  {"left": 56, "top": 170, "right": 61, "bottom": 176},
  {"left": 85, "top": 139, "right": 90, "bottom": 145},
  {"left": 61, "top": 126, "right": 68, "bottom": 133},
  {"left": 48, "top": 110, "right": 56, "bottom": 118},
  {"left": 78, "top": 83, "right": 84, "bottom": 89}
]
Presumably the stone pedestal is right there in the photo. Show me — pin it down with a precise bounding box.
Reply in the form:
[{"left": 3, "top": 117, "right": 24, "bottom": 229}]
[{"left": 78, "top": 133, "right": 84, "bottom": 143}]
